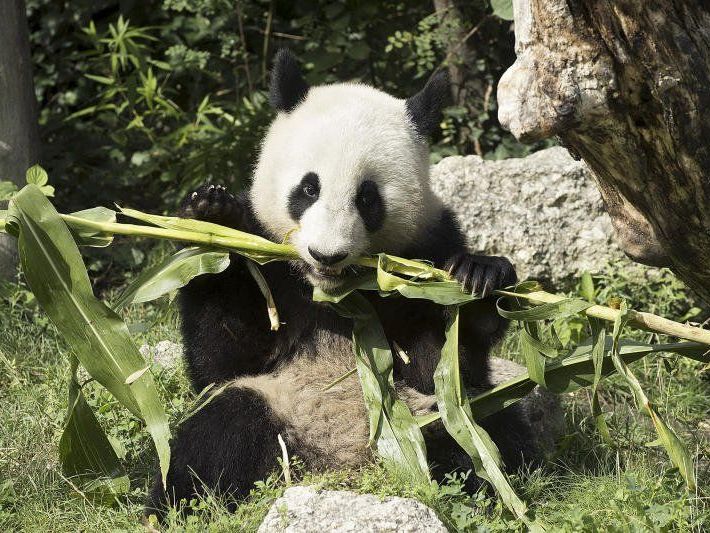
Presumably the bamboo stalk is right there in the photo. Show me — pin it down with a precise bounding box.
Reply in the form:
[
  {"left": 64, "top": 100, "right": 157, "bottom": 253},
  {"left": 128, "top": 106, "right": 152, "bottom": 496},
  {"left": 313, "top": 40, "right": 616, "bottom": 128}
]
[
  {"left": 4, "top": 210, "right": 709, "bottom": 346},
  {"left": 496, "top": 289, "right": 710, "bottom": 346}
]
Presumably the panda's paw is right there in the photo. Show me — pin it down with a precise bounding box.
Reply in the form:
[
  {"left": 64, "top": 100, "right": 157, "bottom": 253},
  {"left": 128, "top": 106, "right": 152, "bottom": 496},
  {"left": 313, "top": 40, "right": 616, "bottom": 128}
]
[
  {"left": 179, "top": 183, "right": 242, "bottom": 227},
  {"left": 445, "top": 253, "right": 516, "bottom": 298}
]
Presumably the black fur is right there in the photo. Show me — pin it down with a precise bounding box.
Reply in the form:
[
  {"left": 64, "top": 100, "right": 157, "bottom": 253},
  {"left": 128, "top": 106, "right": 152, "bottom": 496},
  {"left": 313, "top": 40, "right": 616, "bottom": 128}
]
[
  {"left": 145, "top": 387, "right": 290, "bottom": 517},
  {"left": 355, "top": 179, "right": 385, "bottom": 232},
  {"left": 146, "top": 185, "right": 535, "bottom": 516},
  {"left": 270, "top": 49, "right": 310, "bottom": 113},
  {"left": 405, "top": 70, "right": 450, "bottom": 137},
  {"left": 287, "top": 172, "right": 320, "bottom": 222}
]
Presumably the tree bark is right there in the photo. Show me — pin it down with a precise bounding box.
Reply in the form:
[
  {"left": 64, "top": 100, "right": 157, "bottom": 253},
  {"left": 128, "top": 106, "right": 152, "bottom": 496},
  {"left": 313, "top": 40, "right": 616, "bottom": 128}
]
[
  {"left": 0, "top": 0, "right": 39, "bottom": 279},
  {"left": 497, "top": 0, "right": 710, "bottom": 302}
]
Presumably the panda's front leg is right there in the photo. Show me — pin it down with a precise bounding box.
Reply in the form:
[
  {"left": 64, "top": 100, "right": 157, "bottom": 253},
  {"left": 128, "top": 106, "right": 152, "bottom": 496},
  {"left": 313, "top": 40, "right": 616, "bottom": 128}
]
[
  {"left": 445, "top": 253, "right": 517, "bottom": 298},
  {"left": 445, "top": 252, "right": 517, "bottom": 351},
  {"left": 176, "top": 184, "right": 276, "bottom": 392}
]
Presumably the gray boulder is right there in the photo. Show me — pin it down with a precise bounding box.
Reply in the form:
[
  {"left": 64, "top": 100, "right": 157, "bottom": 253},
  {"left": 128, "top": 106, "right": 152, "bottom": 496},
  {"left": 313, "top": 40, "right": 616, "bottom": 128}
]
[
  {"left": 430, "top": 146, "right": 622, "bottom": 284},
  {"left": 258, "top": 486, "right": 447, "bottom": 533}
]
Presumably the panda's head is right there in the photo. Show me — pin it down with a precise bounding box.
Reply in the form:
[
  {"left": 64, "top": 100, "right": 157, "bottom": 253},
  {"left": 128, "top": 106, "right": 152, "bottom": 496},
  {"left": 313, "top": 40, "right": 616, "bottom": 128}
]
[{"left": 250, "top": 49, "right": 449, "bottom": 289}]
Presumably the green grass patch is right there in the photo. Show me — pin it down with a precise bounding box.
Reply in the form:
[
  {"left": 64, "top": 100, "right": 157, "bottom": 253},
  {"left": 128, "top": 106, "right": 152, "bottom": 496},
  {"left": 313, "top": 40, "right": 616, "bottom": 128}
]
[{"left": 1, "top": 262, "right": 708, "bottom": 531}]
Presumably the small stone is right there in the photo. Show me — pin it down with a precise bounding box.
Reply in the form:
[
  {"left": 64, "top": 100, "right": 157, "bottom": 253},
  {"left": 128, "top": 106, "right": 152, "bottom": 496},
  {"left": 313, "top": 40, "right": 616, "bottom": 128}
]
[
  {"left": 258, "top": 486, "right": 447, "bottom": 533},
  {"left": 139, "top": 340, "right": 182, "bottom": 369}
]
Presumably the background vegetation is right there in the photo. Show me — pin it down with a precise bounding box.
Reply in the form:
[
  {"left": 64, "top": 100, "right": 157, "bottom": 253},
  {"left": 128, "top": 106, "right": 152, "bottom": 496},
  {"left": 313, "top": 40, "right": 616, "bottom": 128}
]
[{"left": 27, "top": 0, "right": 545, "bottom": 215}]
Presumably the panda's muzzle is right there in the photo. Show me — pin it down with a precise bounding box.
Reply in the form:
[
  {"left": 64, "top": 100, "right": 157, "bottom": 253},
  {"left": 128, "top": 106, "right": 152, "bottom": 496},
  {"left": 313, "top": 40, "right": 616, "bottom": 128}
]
[{"left": 308, "top": 247, "right": 348, "bottom": 267}]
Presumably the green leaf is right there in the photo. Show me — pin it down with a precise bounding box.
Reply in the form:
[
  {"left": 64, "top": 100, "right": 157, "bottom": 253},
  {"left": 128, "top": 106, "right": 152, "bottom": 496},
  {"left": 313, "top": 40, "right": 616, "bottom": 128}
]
[
  {"left": 589, "top": 318, "right": 613, "bottom": 444},
  {"left": 0, "top": 181, "right": 18, "bottom": 201},
  {"left": 580, "top": 272, "right": 595, "bottom": 302},
  {"left": 428, "top": 340, "right": 706, "bottom": 424},
  {"left": 12, "top": 185, "right": 171, "bottom": 486},
  {"left": 376, "top": 254, "right": 478, "bottom": 305},
  {"left": 59, "top": 356, "right": 129, "bottom": 503},
  {"left": 520, "top": 326, "right": 547, "bottom": 387},
  {"left": 608, "top": 303, "right": 697, "bottom": 490},
  {"left": 497, "top": 296, "right": 593, "bottom": 321},
  {"left": 490, "top": 0, "right": 514, "bottom": 21},
  {"left": 25, "top": 165, "right": 49, "bottom": 186},
  {"left": 331, "top": 292, "right": 430, "bottom": 483},
  {"left": 85, "top": 73, "right": 115, "bottom": 85},
  {"left": 67, "top": 207, "right": 117, "bottom": 247},
  {"left": 313, "top": 272, "right": 378, "bottom": 303},
  {"left": 113, "top": 247, "right": 230, "bottom": 310},
  {"left": 433, "top": 307, "right": 539, "bottom": 527}
]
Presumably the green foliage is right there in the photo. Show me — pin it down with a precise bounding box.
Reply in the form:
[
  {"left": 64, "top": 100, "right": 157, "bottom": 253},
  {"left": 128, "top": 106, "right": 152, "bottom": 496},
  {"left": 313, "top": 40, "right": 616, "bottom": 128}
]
[
  {"left": 0, "top": 261, "right": 708, "bottom": 530},
  {"left": 27, "top": 0, "right": 543, "bottom": 215},
  {"left": 5, "top": 183, "right": 708, "bottom": 526},
  {"left": 6, "top": 184, "right": 171, "bottom": 493}
]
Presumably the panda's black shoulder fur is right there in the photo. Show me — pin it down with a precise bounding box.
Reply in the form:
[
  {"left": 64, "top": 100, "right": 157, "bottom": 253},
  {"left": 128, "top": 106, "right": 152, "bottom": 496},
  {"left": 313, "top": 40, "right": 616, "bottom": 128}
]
[{"left": 148, "top": 185, "right": 535, "bottom": 518}]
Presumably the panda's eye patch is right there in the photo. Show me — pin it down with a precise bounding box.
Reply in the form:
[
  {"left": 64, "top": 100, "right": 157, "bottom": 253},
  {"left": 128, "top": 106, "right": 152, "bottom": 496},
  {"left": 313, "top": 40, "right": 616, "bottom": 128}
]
[
  {"left": 288, "top": 172, "right": 320, "bottom": 221},
  {"left": 302, "top": 182, "right": 318, "bottom": 198},
  {"left": 356, "top": 179, "right": 385, "bottom": 232}
]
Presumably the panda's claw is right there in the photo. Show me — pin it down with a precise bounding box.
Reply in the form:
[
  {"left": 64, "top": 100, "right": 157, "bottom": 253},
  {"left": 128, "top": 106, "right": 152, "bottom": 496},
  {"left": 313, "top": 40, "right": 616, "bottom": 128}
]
[
  {"left": 445, "top": 253, "right": 516, "bottom": 298},
  {"left": 179, "top": 183, "right": 241, "bottom": 227}
]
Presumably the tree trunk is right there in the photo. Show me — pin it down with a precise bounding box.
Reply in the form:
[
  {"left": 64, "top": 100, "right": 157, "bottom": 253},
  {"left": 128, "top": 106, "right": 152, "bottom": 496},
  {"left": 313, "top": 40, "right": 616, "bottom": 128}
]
[
  {"left": 0, "top": 0, "right": 39, "bottom": 279},
  {"left": 497, "top": 0, "right": 710, "bottom": 302}
]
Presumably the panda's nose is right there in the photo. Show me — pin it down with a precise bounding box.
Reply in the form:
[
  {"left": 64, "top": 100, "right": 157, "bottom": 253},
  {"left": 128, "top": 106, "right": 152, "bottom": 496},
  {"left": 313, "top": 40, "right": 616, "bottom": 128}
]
[{"left": 308, "top": 247, "right": 348, "bottom": 266}]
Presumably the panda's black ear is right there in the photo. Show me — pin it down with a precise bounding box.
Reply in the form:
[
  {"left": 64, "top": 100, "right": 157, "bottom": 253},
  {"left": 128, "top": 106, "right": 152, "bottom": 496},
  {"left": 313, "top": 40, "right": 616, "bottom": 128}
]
[
  {"left": 269, "top": 49, "right": 310, "bottom": 113},
  {"left": 405, "top": 70, "right": 450, "bottom": 136}
]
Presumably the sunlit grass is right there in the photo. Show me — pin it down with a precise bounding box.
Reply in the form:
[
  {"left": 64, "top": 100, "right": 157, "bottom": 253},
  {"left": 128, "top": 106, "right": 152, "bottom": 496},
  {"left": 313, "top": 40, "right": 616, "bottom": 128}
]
[{"left": 1, "top": 261, "right": 708, "bottom": 531}]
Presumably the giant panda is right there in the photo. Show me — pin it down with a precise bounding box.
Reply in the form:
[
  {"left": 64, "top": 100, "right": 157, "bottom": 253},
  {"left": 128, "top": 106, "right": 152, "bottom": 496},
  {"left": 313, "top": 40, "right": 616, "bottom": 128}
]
[{"left": 146, "top": 49, "right": 540, "bottom": 516}]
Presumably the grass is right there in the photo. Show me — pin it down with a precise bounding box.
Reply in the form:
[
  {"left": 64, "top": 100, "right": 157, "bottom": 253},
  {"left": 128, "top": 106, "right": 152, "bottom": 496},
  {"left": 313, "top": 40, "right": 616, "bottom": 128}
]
[{"left": 0, "top": 260, "right": 708, "bottom": 532}]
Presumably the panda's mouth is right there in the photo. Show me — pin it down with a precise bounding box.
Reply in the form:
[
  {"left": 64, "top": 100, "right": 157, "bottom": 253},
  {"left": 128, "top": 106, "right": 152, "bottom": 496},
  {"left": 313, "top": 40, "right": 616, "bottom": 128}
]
[
  {"left": 305, "top": 264, "right": 348, "bottom": 288},
  {"left": 311, "top": 265, "right": 344, "bottom": 279}
]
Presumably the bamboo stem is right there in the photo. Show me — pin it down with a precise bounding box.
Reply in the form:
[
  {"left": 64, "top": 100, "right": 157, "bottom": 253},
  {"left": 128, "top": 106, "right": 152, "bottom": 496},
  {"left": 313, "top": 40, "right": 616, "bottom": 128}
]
[
  {"left": 5, "top": 211, "right": 709, "bottom": 346},
  {"left": 496, "top": 289, "right": 710, "bottom": 345}
]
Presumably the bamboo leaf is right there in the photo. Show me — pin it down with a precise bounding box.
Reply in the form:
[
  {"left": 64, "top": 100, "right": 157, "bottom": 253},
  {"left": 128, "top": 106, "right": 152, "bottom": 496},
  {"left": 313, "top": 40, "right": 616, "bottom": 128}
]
[
  {"left": 331, "top": 292, "right": 430, "bottom": 482},
  {"left": 313, "top": 272, "right": 378, "bottom": 303},
  {"left": 497, "top": 296, "right": 593, "bottom": 321},
  {"left": 589, "top": 318, "right": 613, "bottom": 444},
  {"left": 113, "top": 247, "right": 230, "bottom": 310},
  {"left": 68, "top": 207, "right": 117, "bottom": 247},
  {"left": 433, "top": 307, "right": 538, "bottom": 527},
  {"left": 520, "top": 326, "right": 547, "bottom": 387},
  {"left": 376, "top": 254, "right": 477, "bottom": 305},
  {"left": 580, "top": 272, "right": 595, "bottom": 303},
  {"left": 424, "top": 341, "right": 708, "bottom": 424},
  {"left": 11, "top": 185, "right": 171, "bottom": 486},
  {"left": 608, "top": 303, "right": 697, "bottom": 490},
  {"left": 59, "top": 356, "right": 129, "bottom": 502}
]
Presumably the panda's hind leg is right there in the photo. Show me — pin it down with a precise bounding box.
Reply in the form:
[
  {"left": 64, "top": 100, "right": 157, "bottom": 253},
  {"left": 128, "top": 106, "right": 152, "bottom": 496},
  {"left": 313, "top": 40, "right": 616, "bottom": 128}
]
[{"left": 145, "top": 386, "right": 285, "bottom": 518}]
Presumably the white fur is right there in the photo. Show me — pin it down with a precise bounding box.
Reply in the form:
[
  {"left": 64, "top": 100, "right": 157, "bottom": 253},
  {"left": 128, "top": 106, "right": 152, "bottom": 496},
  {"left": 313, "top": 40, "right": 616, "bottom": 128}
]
[{"left": 250, "top": 82, "right": 442, "bottom": 286}]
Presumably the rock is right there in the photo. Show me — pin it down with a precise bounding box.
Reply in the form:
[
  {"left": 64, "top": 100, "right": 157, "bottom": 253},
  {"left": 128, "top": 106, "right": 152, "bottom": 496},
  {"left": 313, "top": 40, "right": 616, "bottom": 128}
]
[
  {"left": 430, "top": 146, "right": 623, "bottom": 285},
  {"left": 488, "top": 357, "right": 564, "bottom": 456},
  {"left": 258, "top": 486, "right": 447, "bottom": 533},
  {"left": 139, "top": 340, "right": 182, "bottom": 368}
]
